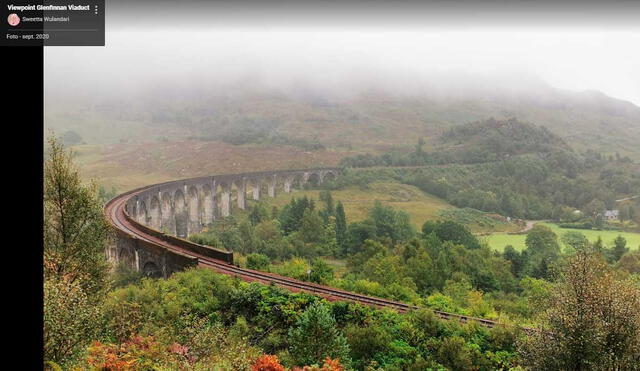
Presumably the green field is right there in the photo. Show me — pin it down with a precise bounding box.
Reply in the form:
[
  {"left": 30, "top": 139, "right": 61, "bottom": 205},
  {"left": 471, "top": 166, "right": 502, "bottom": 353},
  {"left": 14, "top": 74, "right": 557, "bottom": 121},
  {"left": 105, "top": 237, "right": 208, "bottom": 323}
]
[{"left": 484, "top": 223, "right": 640, "bottom": 252}]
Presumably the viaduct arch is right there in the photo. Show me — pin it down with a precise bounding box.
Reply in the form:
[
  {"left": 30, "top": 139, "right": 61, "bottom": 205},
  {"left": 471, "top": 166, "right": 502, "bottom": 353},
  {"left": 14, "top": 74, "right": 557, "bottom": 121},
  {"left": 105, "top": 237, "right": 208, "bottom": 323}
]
[{"left": 107, "top": 168, "right": 340, "bottom": 277}]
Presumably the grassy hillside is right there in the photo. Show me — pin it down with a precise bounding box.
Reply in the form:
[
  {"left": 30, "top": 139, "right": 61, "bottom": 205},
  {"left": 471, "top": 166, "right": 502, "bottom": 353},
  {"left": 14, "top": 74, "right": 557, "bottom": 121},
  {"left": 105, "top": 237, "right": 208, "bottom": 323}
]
[
  {"left": 71, "top": 141, "right": 347, "bottom": 192},
  {"left": 46, "top": 85, "right": 640, "bottom": 161},
  {"left": 265, "top": 182, "right": 519, "bottom": 233}
]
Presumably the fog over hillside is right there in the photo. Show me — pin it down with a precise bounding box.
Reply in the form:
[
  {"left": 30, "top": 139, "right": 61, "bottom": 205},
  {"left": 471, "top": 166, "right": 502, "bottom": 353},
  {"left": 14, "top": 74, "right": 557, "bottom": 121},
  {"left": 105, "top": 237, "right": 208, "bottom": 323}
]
[
  {"left": 46, "top": 29, "right": 640, "bottom": 107},
  {"left": 44, "top": 2, "right": 640, "bottom": 162}
]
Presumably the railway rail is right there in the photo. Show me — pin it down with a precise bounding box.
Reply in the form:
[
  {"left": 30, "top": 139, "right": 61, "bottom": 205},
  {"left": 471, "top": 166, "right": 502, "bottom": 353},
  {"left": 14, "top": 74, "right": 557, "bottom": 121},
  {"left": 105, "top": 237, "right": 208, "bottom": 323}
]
[{"left": 105, "top": 181, "right": 500, "bottom": 329}]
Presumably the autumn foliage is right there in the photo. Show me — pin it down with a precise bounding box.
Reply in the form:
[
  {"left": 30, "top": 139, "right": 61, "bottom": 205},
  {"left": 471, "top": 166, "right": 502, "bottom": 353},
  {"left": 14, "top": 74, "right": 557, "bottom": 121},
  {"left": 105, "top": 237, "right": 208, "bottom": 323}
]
[
  {"left": 292, "top": 357, "right": 345, "bottom": 371},
  {"left": 252, "top": 354, "right": 344, "bottom": 371},
  {"left": 85, "top": 335, "right": 192, "bottom": 370},
  {"left": 252, "top": 354, "right": 286, "bottom": 371}
]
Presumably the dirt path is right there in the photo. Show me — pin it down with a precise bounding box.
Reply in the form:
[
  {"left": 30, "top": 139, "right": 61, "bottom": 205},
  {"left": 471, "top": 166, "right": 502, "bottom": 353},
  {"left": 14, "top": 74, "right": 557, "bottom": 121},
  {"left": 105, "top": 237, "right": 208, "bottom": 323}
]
[
  {"left": 615, "top": 195, "right": 639, "bottom": 202},
  {"left": 475, "top": 219, "right": 542, "bottom": 237},
  {"left": 518, "top": 220, "right": 539, "bottom": 233}
]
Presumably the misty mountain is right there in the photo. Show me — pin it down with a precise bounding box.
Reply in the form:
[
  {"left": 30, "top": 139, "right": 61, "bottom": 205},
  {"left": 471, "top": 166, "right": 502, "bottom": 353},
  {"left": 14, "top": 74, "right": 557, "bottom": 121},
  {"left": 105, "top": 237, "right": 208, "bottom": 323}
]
[{"left": 46, "top": 78, "right": 640, "bottom": 161}]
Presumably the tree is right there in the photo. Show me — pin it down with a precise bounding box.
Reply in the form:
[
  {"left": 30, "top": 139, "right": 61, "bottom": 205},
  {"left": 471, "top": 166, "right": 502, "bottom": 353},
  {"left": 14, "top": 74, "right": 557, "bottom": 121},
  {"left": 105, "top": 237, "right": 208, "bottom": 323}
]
[
  {"left": 62, "top": 130, "right": 83, "bottom": 146},
  {"left": 367, "top": 202, "right": 407, "bottom": 241},
  {"left": 394, "top": 210, "right": 416, "bottom": 243},
  {"left": 44, "top": 136, "right": 113, "bottom": 366},
  {"left": 611, "top": 235, "right": 629, "bottom": 262},
  {"left": 310, "top": 258, "right": 334, "bottom": 285},
  {"left": 415, "top": 137, "right": 425, "bottom": 155},
  {"left": 422, "top": 220, "right": 480, "bottom": 250},
  {"left": 44, "top": 135, "right": 111, "bottom": 294},
  {"left": 346, "top": 220, "right": 376, "bottom": 255},
  {"left": 560, "top": 231, "right": 589, "bottom": 254},
  {"left": 502, "top": 245, "right": 524, "bottom": 277},
  {"left": 406, "top": 248, "right": 435, "bottom": 293},
  {"left": 288, "top": 302, "right": 351, "bottom": 367},
  {"left": 592, "top": 236, "right": 605, "bottom": 253},
  {"left": 300, "top": 209, "right": 325, "bottom": 244},
  {"left": 525, "top": 225, "right": 560, "bottom": 253},
  {"left": 319, "top": 217, "right": 339, "bottom": 257},
  {"left": 239, "top": 220, "right": 259, "bottom": 254},
  {"left": 369, "top": 201, "right": 398, "bottom": 242},
  {"left": 344, "top": 324, "right": 392, "bottom": 369},
  {"left": 584, "top": 199, "right": 605, "bottom": 217},
  {"left": 436, "top": 336, "right": 477, "bottom": 371},
  {"left": 619, "top": 205, "right": 630, "bottom": 222},
  {"left": 292, "top": 358, "right": 345, "bottom": 371},
  {"left": 522, "top": 225, "right": 561, "bottom": 279},
  {"left": 616, "top": 250, "right": 640, "bottom": 274},
  {"left": 361, "top": 254, "right": 407, "bottom": 286},
  {"left": 334, "top": 202, "right": 348, "bottom": 255},
  {"left": 250, "top": 202, "right": 270, "bottom": 226},
  {"left": 281, "top": 196, "right": 314, "bottom": 234},
  {"left": 319, "top": 190, "right": 335, "bottom": 223},
  {"left": 519, "top": 252, "right": 640, "bottom": 370},
  {"left": 44, "top": 276, "right": 102, "bottom": 365}
]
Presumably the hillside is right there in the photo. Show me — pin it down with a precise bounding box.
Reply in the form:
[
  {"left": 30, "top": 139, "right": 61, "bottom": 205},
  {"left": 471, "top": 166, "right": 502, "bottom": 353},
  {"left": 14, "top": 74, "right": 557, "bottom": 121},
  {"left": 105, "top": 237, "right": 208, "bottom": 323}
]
[
  {"left": 264, "top": 183, "right": 520, "bottom": 233},
  {"left": 44, "top": 82, "right": 640, "bottom": 201},
  {"left": 47, "top": 81, "right": 640, "bottom": 164},
  {"left": 71, "top": 141, "right": 346, "bottom": 191}
]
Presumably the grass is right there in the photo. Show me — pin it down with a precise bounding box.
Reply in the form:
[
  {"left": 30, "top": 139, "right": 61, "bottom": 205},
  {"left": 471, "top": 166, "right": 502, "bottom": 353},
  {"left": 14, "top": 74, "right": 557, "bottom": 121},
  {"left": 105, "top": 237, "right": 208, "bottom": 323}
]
[
  {"left": 265, "top": 182, "right": 518, "bottom": 233},
  {"left": 268, "top": 182, "right": 452, "bottom": 230},
  {"left": 438, "top": 208, "right": 521, "bottom": 234},
  {"left": 321, "top": 257, "right": 349, "bottom": 279},
  {"left": 484, "top": 222, "right": 640, "bottom": 252},
  {"left": 70, "top": 141, "right": 348, "bottom": 193}
]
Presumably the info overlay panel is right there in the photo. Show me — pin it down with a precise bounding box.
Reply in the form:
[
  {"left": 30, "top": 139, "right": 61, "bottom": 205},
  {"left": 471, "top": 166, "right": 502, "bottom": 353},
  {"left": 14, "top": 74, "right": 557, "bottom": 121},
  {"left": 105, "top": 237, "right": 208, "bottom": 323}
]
[{"left": 2, "top": 0, "right": 105, "bottom": 46}]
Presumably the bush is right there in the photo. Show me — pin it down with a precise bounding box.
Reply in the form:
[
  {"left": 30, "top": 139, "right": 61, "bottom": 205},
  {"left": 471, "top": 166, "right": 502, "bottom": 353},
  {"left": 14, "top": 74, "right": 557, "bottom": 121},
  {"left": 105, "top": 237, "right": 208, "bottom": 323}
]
[{"left": 247, "top": 253, "right": 271, "bottom": 271}]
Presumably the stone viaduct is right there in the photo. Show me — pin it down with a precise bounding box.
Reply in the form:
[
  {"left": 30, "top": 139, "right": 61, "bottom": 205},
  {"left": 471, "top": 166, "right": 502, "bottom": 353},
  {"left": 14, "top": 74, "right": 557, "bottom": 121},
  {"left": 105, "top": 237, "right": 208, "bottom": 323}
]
[{"left": 107, "top": 168, "right": 340, "bottom": 278}]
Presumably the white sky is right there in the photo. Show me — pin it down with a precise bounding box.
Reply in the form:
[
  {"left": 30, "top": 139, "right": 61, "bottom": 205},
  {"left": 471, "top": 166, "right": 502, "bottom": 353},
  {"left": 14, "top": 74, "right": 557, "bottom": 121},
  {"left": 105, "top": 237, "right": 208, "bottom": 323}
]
[{"left": 46, "top": 27, "right": 640, "bottom": 106}]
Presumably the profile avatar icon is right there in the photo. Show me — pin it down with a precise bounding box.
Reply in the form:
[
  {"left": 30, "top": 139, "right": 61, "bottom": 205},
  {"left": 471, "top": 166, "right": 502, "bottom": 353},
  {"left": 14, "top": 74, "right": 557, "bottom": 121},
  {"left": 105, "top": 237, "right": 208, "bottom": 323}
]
[{"left": 8, "top": 13, "right": 20, "bottom": 26}]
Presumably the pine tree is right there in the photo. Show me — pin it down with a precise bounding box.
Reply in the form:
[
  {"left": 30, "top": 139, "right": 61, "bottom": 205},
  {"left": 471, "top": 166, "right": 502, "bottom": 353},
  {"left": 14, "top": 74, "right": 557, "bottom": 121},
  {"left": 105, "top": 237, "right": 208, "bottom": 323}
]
[
  {"left": 288, "top": 302, "right": 351, "bottom": 367},
  {"left": 319, "top": 190, "right": 335, "bottom": 223},
  {"left": 334, "top": 202, "right": 348, "bottom": 255},
  {"left": 612, "top": 235, "right": 629, "bottom": 262}
]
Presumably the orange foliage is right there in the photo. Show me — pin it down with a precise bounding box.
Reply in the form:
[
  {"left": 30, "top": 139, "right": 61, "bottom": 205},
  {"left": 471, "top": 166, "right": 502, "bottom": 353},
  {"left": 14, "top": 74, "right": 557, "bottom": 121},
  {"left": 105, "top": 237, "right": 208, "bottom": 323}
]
[
  {"left": 291, "top": 358, "right": 345, "bottom": 371},
  {"left": 252, "top": 354, "right": 287, "bottom": 371},
  {"left": 86, "top": 340, "right": 138, "bottom": 371},
  {"left": 319, "top": 358, "right": 345, "bottom": 371},
  {"left": 85, "top": 335, "right": 191, "bottom": 370}
]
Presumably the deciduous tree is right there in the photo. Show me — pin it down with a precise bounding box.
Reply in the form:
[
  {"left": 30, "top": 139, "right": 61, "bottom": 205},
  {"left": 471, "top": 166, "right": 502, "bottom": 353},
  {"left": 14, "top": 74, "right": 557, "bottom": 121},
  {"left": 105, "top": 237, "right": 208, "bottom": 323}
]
[
  {"left": 519, "top": 252, "right": 640, "bottom": 370},
  {"left": 44, "top": 135, "right": 110, "bottom": 294}
]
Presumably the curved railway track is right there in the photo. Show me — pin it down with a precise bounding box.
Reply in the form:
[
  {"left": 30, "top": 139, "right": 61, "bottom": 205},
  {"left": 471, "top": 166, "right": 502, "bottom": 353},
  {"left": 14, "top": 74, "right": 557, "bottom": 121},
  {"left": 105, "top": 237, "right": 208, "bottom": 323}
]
[{"left": 105, "top": 182, "right": 499, "bottom": 329}]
